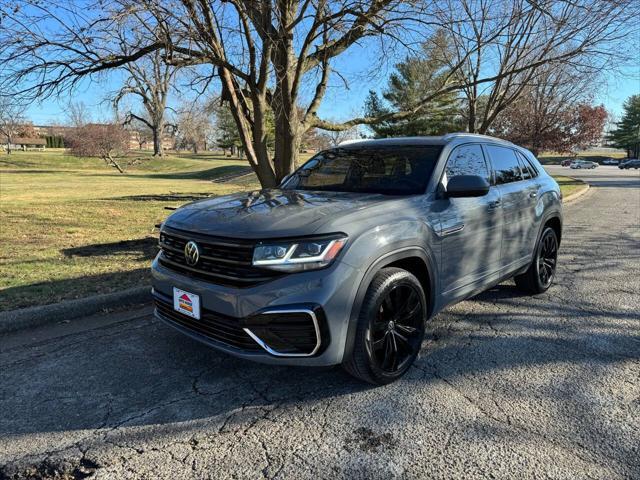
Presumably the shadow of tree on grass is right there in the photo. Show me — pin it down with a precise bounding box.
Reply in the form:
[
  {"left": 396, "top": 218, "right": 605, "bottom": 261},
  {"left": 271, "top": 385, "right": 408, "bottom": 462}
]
[{"left": 61, "top": 238, "right": 158, "bottom": 261}]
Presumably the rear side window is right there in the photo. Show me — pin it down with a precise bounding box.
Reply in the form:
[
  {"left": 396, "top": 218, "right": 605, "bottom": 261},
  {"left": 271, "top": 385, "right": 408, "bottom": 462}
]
[
  {"left": 486, "top": 145, "right": 523, "bottom": 185},
  {"left": 516, "top": 151, "right": 539, "bottom": 178},
  {"left": 445, "top": 144, "right": 490, "bottom": 183},
  {"left": 517, "top": 154, "right": 532, "bottom": 180}
]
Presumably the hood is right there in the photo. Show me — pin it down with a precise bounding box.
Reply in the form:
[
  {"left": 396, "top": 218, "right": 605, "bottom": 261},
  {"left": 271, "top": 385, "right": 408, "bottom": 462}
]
[{"left": 163, "top": 189, "right": 388, "bottom": 238}]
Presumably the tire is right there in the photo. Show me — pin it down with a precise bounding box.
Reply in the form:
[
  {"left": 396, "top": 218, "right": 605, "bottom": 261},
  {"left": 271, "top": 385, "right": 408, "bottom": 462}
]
[
  {"left": 514, "top": 227, "right": 559, "bottom": 294},
  {"left": 343, "top": 267, "right": 427, "bottom": 385}
]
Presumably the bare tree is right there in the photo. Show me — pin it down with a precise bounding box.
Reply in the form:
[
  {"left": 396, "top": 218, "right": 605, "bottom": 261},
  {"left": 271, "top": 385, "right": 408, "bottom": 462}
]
[
  {"left": 65, "top": 101, "right": 89, "bottom": 128},
  {"left": 430, "top": 0, "right": 625, "bottom": 133},
  {"left": 320, "top": 126, "right": 361, "bottom": 147},
  {"left": 66, "top": 123, "right": 130, "bottom": 173},
  {"left": 0, "top": 0, "right": 431, "bottom": 186},
  {"left": 114, "top": 49, "right": 179, "bottom": 157},
  {"left": 0, "top": 97, "right": 26, "bottom": 154},
  {"left": 316, "top": 0, "right": 635, "bottom": 134},
  {"left": 490, "top": 66, "right": 607, "bottom": 155},
  {"left": 176, "top": 102, "right": 212, "bottom": 154},
  {"left": 1, "top": 0, "right": 637, "bottom": 186}
]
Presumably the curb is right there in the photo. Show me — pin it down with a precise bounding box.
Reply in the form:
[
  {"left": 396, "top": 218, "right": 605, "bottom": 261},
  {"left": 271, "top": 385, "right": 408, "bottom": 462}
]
[
  {"left": 562, "top": 180, "right": 590, "bottom": 203},
  {"left": 0, "top": 286, "right": 152, "bottom": 334}
]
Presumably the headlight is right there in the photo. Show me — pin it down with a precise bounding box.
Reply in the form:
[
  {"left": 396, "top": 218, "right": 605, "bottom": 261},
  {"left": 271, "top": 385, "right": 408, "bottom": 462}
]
[{"left": 252, "top": 235, "right": 348, "bottom": 272}]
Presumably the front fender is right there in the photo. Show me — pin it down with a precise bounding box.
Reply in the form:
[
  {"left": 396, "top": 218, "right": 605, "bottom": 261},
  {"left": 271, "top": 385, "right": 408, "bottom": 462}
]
[{"left": 338, "top": 222, "right": 440, "bottom": 363}]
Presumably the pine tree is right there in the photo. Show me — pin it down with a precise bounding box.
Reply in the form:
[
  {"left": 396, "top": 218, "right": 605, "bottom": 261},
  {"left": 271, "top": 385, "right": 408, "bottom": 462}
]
[
  {"left": 364, "top": 31, "right": 463, "bottom": 138},
  {"left": 607, "top": 95, "right": 640, "bottom": 159}
]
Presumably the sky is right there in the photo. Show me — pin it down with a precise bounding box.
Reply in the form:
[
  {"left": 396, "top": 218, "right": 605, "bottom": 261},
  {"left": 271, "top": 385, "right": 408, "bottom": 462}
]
[{"left": 24, "top": 45, "right": 640, "bottom": 127}]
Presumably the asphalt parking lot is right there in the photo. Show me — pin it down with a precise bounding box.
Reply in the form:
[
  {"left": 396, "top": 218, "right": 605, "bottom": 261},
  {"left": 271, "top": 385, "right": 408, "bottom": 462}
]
[{"left": 1, "top": 166, "right": 639, "bottom": 479}]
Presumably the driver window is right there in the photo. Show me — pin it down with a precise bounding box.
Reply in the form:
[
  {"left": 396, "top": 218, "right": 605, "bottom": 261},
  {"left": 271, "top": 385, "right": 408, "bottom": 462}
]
[{"left": 444, "top": 144, "right": 490, "bottom": 186}]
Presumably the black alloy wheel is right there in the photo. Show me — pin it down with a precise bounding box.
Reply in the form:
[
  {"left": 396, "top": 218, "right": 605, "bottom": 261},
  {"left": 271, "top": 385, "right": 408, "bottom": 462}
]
[
  {"left": 537, "top": 229, "right": 558, "bottom": 288},
  {"left": 368, "top": 284, "right": 424, "bottom": 374},
  {"left": 344, "top": 267, "right": 427, "bottom": 385},
  {"left": 515, "top": 226, "right": 559, "bottom": 294}
]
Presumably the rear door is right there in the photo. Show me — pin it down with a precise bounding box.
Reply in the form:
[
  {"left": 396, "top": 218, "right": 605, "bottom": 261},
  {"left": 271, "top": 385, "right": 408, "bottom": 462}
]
[
  {"left": 515, "top": 151, "right": 543, "bottom": 256},
  {"left": 437, "top": 143, "right": 503, "bottom": 298},
  {"left": 484, "top": 145, "right": 532, "bottom": 269}
]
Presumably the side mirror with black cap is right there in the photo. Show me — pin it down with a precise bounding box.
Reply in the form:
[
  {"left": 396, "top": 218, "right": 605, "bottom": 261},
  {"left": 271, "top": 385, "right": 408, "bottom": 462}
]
[{"left": 446, "top": 175, "right": 490, "bottom": 198}]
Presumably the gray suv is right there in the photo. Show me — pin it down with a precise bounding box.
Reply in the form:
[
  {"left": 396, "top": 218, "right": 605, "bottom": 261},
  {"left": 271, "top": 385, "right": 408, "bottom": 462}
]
[{"left": 151, "top": 134, "right": 562, "bottom": 384}]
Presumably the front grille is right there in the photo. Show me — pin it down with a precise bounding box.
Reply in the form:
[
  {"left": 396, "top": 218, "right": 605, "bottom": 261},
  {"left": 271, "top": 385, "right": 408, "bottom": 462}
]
[
  {"left": 154, "top": 297, "right": 261, "bottom": 351},
  {"left": 158, "top": 227, "right": 281, "bottom": 287}
]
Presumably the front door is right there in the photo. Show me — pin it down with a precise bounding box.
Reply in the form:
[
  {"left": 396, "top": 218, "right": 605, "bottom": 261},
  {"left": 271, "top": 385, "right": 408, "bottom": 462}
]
[{"left": 437, "top": 144, "right": 503, "bottom": 299}]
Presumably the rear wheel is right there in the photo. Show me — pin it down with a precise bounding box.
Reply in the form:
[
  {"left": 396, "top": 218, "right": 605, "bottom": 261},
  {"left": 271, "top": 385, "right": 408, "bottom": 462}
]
[
  {"left": 343, "top": 268, "right": 426, "bottom": 385},
  {"left": 515, "top": 227, "right": 558, "bottom": 294}
]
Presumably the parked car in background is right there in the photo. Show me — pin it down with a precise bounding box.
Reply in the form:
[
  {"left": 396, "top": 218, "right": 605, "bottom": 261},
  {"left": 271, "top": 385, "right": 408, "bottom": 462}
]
[
  {"left": 619, "top": 159, "right": 640, "bottom": 169},
  {"left": 570, "top": 160, "right": 597, "bottom": 169},
  {"left": 152, "top": 134, "right": 563, "bottom": 384},
  {"left": 561, "top": 159, "right": 573, "bottom": 167},
  {"left": 602, "top": 158, "right": 619, "bottom": 165}
]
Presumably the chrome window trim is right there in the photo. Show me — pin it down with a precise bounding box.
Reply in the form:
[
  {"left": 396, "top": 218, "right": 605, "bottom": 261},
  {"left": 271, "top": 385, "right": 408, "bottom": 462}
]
[{"left": 243, "top": 308, "right": 322, "bottom": 357}]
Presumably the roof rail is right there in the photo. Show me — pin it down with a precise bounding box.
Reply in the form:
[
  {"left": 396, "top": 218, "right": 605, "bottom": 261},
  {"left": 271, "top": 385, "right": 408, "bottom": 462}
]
[
  {"left": 337, "top": 138, "right": 364, "bottom": 146},
  {"left": 442, "top": 132, "right": 514, "bottom": 144}
]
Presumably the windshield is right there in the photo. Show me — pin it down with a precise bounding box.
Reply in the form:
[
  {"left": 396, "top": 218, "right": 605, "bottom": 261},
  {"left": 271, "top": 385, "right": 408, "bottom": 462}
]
[{"left": 281, "top": 145, "right": 443, "bottom": 195}]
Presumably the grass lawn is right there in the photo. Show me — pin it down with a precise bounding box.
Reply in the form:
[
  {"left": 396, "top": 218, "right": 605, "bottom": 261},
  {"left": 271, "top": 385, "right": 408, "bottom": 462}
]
[
  {"left": 0, "top": 150, "right": 261, "bottom": 311},
  {"left": 553, "top": 175, "right": 588, "bottom": 198},
  {"left": 0, "top": 149, "right": 581, "bottom": 311}
]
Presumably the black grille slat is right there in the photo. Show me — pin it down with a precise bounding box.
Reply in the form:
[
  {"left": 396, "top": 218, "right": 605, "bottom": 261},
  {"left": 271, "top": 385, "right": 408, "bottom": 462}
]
[
  {"left": 155, "top": 298, "right": 260, "bottom": 350},
  {"left": 156, "top": 306, "right": 250, "bottom": 343},
  {"left": 159, "top": 228, "right": 282, "bottom": 287}
]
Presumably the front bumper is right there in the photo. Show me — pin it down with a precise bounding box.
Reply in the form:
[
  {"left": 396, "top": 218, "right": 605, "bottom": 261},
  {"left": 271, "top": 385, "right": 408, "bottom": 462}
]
[{"left": 151, "top": 254, "right": 362, "bottom": 366}]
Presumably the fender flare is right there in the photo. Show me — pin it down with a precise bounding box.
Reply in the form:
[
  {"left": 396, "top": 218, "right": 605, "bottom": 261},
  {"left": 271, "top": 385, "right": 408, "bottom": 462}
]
[
  {"left": 537, "top": 210, "right": 563, "bottom": 245},
  {"left": 340, "top": 246, "right": 437, "bottom": 364},
  {"left": 523, "top": 210, "right": 562, "bottom": 270}
]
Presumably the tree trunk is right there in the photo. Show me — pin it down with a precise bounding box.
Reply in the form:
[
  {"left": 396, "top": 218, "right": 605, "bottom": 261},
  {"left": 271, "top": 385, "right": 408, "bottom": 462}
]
[
  {"left": 152, "top": 125, "right": 163, "bottom": 157},
  {"left": 105, "top": 153, "right": 124, "bottom": 173},
  {"left": 467, "top": 100, "right": 476, "bottom": 133},
  {"left": 274, "top": 115, "right": 299, "bottom": 182},
  {"left": 218, "top": 65, "right": 277, "bottom": 188},
  {"left": 271, "top": 15, "right": 300, "bottom": 184}
]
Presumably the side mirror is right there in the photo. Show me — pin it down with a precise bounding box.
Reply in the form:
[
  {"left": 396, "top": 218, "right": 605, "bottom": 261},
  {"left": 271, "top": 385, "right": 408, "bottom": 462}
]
[{"left": 446, "top": 175, "right": 490, "bottom": 198}]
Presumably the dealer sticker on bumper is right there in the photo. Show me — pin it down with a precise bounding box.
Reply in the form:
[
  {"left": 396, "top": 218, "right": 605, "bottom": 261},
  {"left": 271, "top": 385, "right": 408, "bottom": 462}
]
[{"left": 173, "top": 287, "right": 201, "bottom": 320}]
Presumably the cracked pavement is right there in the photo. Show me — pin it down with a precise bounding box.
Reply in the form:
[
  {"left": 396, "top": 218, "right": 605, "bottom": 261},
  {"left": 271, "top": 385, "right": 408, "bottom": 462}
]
[{"left": 1, "top": 166, "right": 639, "bottom": 479}]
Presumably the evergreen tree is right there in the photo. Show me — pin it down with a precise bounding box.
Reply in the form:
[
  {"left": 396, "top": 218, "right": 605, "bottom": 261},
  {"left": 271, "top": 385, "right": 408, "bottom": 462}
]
[
  {"left": 607, "top": 95, "right": 640, "bottom": 159},
  {"left": 213, "top": 101, "right": 275, "bottom": 157},
  {"left": 364, "top": 31, "right": 463, "bottom": 138}
]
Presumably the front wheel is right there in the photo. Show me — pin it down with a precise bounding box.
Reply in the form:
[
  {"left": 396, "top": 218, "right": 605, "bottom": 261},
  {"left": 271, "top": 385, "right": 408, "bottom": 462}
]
[
  {"left": 515, "top": 227, "right": 559, "bottom": 294},
  {"left": 343, "top": 268, "right": 427, "bottom": 385}
]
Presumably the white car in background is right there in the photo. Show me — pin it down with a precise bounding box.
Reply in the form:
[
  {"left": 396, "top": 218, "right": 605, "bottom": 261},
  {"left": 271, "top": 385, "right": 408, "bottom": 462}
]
[{"left": 570, "top": 160, "right": 597, "bottom": 169}]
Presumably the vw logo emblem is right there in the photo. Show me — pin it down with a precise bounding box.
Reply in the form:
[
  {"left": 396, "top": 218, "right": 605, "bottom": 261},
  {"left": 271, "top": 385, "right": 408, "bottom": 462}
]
[{"left": 184, "top": 241, "right": 200, "bottom": 266}]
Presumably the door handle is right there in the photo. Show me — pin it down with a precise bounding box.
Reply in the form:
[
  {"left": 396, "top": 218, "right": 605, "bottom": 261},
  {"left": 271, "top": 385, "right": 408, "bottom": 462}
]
[{"left": 488, "top": 200, "right": 501, "bottom": 209}]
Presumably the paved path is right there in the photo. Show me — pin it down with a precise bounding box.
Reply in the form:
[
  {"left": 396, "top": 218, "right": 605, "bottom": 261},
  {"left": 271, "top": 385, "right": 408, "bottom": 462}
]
[{"left": 1, "top": 166, "right": 639, "bottom": 479}]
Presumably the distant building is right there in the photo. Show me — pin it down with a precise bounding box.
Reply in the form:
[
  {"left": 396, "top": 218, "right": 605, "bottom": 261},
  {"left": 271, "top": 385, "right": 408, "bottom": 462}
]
[
  {"left": 128, "top": 131, "right": 174, "bottom": 152},
  {"left": 9, "top": 137, "right": 47, "bottom": 151},
  {"left": 33, "top": 125, "right": 74, "bottom": 137}
]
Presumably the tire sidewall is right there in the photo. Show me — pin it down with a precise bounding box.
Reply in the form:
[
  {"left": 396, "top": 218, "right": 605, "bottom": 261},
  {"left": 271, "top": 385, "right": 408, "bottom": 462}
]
[
  {"left": 533, "top": 227, "right": 558, "bottom": 292},
  {"left": 360, "top": 270, "right": 427, "bottom": 384}
]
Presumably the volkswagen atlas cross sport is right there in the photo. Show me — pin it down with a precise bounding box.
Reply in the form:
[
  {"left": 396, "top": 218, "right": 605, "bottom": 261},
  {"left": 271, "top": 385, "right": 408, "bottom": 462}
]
[{"left": 151, "top": 134, "right": 562, "bottom": 384}]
